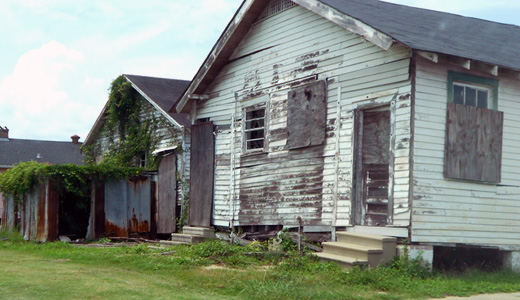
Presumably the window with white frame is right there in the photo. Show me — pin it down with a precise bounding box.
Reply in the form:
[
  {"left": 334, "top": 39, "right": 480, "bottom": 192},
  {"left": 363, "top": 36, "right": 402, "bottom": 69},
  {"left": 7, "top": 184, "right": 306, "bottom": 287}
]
[
  {"left": 244, "top": 107, "right": 266, "bottom": 151},
  {"left": 448, "top": 71, "right": 498, "bottom": 110},
  {"left": 453, "top": 82, "right": 491, "bottom": 109}
]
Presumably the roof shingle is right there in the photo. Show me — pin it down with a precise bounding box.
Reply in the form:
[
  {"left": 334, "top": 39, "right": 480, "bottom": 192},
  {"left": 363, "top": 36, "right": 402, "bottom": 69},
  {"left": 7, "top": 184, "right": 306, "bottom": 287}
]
[{"left": 320, "top": 0, "right": 520, "bottom": 70}]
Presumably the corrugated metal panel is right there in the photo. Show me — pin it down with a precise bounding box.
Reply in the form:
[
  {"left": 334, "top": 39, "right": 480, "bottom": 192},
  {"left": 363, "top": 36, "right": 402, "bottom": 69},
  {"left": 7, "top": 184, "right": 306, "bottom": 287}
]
[{"left": 104, "top": 176, "right": 152, "bottom": 237}]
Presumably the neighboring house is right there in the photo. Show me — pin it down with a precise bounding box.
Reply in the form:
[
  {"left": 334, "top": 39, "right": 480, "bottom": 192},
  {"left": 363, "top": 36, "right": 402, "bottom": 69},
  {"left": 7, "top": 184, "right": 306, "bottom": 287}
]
[
  {"left": 0, "top": 126, "right": 84, "bottom": 223},
  {"left": 84, "top": 74, "right": 191, "bottom": 235},
  {"left": 174, "top": 0, "right": 520, "bottom": 267}
]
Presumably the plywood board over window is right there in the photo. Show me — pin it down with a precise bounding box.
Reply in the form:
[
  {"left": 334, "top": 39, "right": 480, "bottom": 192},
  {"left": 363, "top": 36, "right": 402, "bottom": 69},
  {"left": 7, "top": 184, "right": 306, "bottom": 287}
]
[
  {"left": 286, "top": 81, "right": 327, "bottom": 149},
  {"left": 445, "top": 103, "right": 503, "bottom": 183}
]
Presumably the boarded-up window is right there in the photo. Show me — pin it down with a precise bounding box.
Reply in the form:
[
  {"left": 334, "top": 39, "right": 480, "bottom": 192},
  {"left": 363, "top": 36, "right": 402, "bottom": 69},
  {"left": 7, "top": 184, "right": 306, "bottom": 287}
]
[
  {"left": 445, "top": 103, "right": 503, "bottom": 183},
  {"left": 286, "top": 81, "right": 327, "bottom": 149}
]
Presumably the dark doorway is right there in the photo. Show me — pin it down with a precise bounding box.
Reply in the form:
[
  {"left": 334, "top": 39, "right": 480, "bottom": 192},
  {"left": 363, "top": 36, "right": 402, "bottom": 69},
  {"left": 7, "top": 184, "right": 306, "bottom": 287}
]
[
  {"left": 59, "top": 190, "right": 91, "bottom": 240},
  {"left": 354, "top": 107, "right": 391, "bottom": 226}
]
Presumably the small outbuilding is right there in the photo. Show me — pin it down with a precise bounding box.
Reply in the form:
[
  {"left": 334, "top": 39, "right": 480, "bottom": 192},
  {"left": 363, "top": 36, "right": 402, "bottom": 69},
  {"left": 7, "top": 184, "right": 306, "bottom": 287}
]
[{"left": 84, "top": 74, "right": 191, "bottom": 236}]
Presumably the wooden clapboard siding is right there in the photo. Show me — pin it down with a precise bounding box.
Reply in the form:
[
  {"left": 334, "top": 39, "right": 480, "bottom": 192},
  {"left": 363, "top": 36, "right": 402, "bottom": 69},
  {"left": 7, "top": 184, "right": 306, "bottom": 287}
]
[
  {"left": 194, "top": 4, "right": 413, "bottom": 228},
  {"left": 412, "top": 57, "right": 520, "bottom": 248}
]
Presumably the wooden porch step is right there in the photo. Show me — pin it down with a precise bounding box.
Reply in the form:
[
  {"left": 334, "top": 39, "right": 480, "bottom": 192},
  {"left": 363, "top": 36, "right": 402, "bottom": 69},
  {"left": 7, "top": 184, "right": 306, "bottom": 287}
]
[{"left": 315, "top": 252, "right": 368, "bottom": 268}]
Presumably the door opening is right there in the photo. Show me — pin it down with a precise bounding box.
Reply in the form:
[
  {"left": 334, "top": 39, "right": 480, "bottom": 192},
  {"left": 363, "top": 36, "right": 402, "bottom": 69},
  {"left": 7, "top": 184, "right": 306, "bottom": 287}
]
[{"left": 354, "top": 106, "right": 391, "bottom": 226}]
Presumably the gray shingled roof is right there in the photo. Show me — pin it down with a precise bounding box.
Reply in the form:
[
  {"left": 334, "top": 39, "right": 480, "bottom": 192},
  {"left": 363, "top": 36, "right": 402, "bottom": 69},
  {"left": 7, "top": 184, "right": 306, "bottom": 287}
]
[
  {"left": 124, "top": 74, "right": 191, "bottom": 127},
  {"left": 320, "top": 0, "right": 520, "bottom": 71},
  {"left": 0, "top": 139, "right": 84, "bottom": 167}
]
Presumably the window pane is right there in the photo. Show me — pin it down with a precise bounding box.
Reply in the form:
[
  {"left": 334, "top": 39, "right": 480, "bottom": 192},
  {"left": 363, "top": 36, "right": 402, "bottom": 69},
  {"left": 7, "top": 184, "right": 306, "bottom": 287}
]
[
  {"left": 453, "top": 85, "right": 464, "bottom": 105},
  {"left": 247, "top": 109, "right": 265, "bottom": 120},
  {"left": 246, "top": 118, "right": 264, "bottom": 130},
  {"left": 247, "top": 129, "right": 264, "bottom": 140},
  {"left": 245, "top": 107, "right": 266, "bottom": 150},
  {"left": 477, "top": 90, "right": 489, "bottom": 109},
  {"left": 247, "top": 140, "right": 264, "bottom": 150},
  {"left": 465, "top": 87, "right": 476, "bottom": 107}
]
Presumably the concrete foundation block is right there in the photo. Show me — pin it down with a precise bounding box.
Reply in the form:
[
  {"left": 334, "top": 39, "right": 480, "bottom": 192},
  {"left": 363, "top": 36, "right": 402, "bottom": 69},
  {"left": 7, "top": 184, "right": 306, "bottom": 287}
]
[{"left": 503, "top": 251, "right": 520, "bottom": 273}]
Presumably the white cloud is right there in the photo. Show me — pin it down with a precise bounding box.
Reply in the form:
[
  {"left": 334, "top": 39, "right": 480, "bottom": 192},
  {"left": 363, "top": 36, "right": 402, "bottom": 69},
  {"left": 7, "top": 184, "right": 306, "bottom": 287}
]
[{"left": 0, "top": 41, "right": 102, "bottom": 141}]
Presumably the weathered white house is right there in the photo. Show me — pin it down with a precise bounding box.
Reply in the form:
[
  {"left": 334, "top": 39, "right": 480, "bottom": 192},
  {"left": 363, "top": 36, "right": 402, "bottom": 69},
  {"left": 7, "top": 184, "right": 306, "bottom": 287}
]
[
  {"left": 175, "top": 0, "right": 520, "bottom": 267},
  {"left": 85, "top": 74, "right": 191, "bottom": 234}
]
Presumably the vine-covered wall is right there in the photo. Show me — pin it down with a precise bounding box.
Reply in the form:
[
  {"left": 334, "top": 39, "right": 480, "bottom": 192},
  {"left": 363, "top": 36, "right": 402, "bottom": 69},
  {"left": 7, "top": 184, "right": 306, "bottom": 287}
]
[{"left": 84, "top": 75, "right": 183, "bottom": 170}]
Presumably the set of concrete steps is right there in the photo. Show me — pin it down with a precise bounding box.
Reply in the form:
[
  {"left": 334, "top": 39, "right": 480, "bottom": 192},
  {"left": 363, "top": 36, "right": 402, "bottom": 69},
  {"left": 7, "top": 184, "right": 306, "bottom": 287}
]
[
  {"left": 166, "top": 226, "right": 215, "bottom": 245},
  {"left": 316, "top": 232, "right": 397, "bottom": 269}
]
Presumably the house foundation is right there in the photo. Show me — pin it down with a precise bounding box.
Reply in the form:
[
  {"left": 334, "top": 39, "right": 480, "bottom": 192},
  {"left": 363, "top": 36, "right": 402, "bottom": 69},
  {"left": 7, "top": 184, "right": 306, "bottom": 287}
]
[
  {"left": 398, "top": 245, "right": 434, "bottom": 271},
  {"left": 503, "top": 251, "right": 520, "bottom": 273}
]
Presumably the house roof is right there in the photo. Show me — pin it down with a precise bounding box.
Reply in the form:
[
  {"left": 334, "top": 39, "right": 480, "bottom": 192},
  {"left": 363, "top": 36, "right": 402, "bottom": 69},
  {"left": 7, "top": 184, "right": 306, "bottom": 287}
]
[
  {"left": 175, "top": 0, "right": 520, "bottom": 113},
  {"left": 84, "top": 75, "right": 191, "bottom": 146},
  {"left": 320, "top": 0, "right": 520, "bottom": 71},
  {"left": 0, "top": 138, "right": 84, "bottom": 168},
  {"left": 124, "top": 74, "right": 191, "bottom": 127}
]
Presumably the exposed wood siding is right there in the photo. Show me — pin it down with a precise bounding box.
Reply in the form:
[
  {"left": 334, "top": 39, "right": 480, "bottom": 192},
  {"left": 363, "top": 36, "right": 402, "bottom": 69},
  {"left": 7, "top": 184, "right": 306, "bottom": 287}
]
[
  {"left": 412, "top": 57, "right": 520, "bottom": 248},
  {"left": 194, "top": 5, "right": 413, "bottom": 229},
  {"left": 189, "top": 122, "right": 215, "bottom": 228},
  {"left": 157, "top": 153, "right": 177, "bottom": 233}
]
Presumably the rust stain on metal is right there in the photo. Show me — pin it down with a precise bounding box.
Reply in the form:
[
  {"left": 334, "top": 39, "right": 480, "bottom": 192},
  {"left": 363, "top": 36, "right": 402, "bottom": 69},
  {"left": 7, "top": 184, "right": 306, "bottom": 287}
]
[
  {"left": 129, "top": 210, "right": 150, "bottom": 233},
  {"left": 105, "top": 221, "right": 128, "bottom": 237},
  {"left": 36, "top": 186, "right": 46, "bottom": 242}
]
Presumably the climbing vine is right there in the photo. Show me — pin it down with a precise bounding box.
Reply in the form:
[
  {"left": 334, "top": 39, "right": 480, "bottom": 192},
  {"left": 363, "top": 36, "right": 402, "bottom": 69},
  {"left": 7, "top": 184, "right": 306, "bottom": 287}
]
[
  {"left": 85, "top": 75, "right": 179, "bottom": 169},
  {"left": 0, "top": 161, "right": 146, "bottom": 204}
]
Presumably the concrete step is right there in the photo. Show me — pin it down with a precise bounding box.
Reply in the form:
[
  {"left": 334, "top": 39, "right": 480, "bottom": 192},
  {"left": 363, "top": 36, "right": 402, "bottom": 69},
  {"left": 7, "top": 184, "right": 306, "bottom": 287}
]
[
  {"left": 171, "top": 233, "right": 206, "bottom": 245},
  {"left": 182, "top": 226, "right": 215, "bottom": 238},
  {"left": 336, "top": 232, "right": 396, "bottom": 249},
  {"left": 315, "top": 252, "right": 368, "bottom": 269},
  {"left": 319, "top": 232, "right": 398, "bottom": 269},
  {"left": 322, "top": 242, "right": 383, "bottom": 260}
]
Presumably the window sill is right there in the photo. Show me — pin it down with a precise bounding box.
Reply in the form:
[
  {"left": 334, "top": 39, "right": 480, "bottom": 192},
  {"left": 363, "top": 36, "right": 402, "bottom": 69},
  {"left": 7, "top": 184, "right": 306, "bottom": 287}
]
[{"left": 241, "top": 149, "right": 268, "bottom": 157}]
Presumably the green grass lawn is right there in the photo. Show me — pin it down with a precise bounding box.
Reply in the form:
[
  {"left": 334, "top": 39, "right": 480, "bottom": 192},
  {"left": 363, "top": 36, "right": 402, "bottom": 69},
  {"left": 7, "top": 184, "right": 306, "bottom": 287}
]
[{"left": 1, "top": 231, "right": 520, "bottom": 300}]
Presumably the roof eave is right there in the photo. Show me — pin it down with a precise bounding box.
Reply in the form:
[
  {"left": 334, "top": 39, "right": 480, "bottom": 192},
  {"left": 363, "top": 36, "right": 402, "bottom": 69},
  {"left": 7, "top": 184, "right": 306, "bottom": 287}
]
[
  {"left": 83, "top": 100, "right": 110, "bottom": 146},
  {"left": 175, "top": 0, "right": 395, "bottom": 113},
  {"left": 295, "top": 0, "right": 394, "bottom": 50},
  {"left": 176, "top": 0, "right": 269, "bottom": 113},
  {"left": 124, "top": 75, "right": 184, "bottom": 129}
]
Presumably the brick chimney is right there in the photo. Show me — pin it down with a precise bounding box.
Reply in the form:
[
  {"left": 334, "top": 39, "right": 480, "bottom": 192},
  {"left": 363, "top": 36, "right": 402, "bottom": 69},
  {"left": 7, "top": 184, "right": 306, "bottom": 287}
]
[
  {"left": 0, "top": 126, "right": 8, "bottom": 139},
  {"left": 71, "top": 134, "right": 80, "bottom": 144}
]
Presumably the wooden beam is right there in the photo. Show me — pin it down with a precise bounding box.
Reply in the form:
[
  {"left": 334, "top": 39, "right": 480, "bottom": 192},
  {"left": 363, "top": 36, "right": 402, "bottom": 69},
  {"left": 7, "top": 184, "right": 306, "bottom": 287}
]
[
  {"left": 490, "top": 65, "right": 499, "bottom": 76},
  {"left": 447, "top": 56, "right": 471, "bottom": 70},
  {"left": 293, "top": 0, "right": 394, "bottom": 50},
  {"left": 417, "top": 51, "right": 438, "bottom": 63},
  {"left": 473, "top": 61, "right": 499, "bottom": 76}
]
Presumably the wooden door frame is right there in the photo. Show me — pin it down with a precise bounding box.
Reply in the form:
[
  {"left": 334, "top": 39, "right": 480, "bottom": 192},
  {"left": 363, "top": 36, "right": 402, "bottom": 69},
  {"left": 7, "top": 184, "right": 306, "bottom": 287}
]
[{"left": 352, "top": 104, "right": 395, "bottom": 226}]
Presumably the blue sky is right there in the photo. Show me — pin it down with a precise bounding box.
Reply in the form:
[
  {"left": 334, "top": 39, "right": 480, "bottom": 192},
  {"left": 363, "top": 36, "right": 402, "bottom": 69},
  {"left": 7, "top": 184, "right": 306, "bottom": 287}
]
[{"left": 0, "top": 0, "right": 519, "bottom": 141}]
